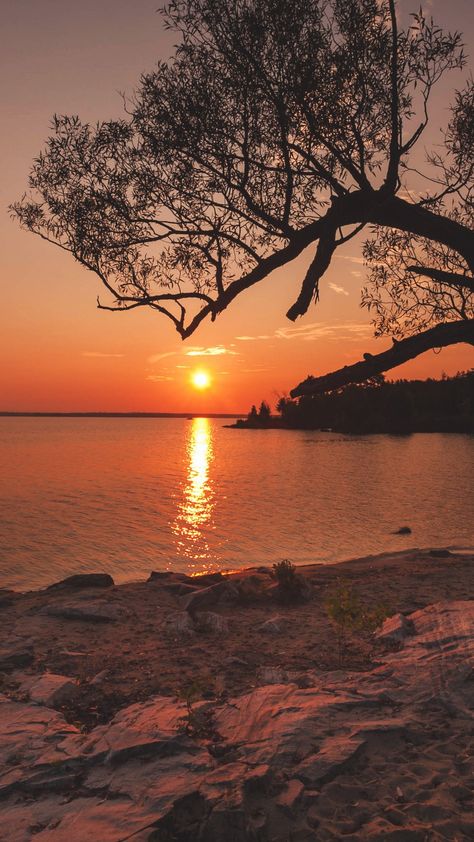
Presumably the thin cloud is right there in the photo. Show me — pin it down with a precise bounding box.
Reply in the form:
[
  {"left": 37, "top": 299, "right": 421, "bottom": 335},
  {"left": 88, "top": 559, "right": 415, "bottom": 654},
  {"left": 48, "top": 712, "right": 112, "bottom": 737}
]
[
  {"left": 328, "top": 282, "right": 349, "bottom": 296},
  {"left": 234, "top": 335, "right": 271, "bottom": 341},
  {"left": 82, "top": 352, "right": 124, "bottom": 358},
  {"left": 336, "top": 255, "right": 365, "bottom": 265},
  {"left": 276, "top": 321, "right": 372, "bottom": 342},
  {"left": 147, "top": 351, "right": 177, "bottom": 364},
  {"left": 146, "top": 374, "right": 174, "bottom": 382},
  {"left": 185, "top": 345, "right": 238, "bottom": 356}
]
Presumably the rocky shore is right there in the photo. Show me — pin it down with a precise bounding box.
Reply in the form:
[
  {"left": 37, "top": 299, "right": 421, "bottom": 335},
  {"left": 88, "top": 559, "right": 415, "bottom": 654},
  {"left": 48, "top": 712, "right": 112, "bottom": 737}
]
[{"left": 0, "top": 548, "right": 473, "bottom": 840}]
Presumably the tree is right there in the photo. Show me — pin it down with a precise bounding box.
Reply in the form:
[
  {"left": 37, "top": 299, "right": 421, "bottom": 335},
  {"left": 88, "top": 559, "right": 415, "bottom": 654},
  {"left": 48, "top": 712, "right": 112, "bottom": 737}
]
[
  {"left": 247, "top": 404, "right": 258, "bottom": 425},
  {"left": 12, "top": 0, "right": 473, "bottom": 395},
  {"left": 258, "top": 400, "right": 271, "bottom": 424}
]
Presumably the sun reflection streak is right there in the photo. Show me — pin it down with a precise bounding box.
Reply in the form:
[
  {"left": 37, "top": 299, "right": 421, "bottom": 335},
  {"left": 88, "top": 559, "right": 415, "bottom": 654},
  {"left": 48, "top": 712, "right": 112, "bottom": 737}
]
[{"left": 171, "top": 418, "right": 216, "bottom": 567}]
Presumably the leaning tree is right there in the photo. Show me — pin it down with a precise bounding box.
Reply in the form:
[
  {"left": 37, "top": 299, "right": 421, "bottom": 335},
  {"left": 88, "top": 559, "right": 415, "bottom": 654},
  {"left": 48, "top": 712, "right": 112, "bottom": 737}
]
[{"left": 12, "top": 0, "right": 473, "bottom": 396}]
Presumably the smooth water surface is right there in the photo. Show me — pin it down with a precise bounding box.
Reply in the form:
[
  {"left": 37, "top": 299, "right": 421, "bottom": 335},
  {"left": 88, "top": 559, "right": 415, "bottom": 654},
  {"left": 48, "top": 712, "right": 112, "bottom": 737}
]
[{"left": 0, "top": 417, "right": 473, "bottom": 589}]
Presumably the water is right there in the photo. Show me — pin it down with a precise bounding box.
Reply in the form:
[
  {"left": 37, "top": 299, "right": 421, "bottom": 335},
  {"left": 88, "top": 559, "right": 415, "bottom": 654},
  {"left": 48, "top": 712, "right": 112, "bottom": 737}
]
[{"left": 0, "top": 417, "right": 473, "bottom": 590}]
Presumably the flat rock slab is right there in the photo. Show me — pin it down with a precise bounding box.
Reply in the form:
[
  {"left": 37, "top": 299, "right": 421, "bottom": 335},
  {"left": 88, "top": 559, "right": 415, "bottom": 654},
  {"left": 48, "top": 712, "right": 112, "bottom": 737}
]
[
  {"left": 0, "top": 600, "right": 473, "bottom": 841},
  {"left": 40, "top": 601, "right": 124, "bottom": 622}
]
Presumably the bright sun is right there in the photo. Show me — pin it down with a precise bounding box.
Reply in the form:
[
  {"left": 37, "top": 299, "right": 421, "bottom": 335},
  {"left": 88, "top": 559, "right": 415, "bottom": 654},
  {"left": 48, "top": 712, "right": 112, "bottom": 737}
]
[{"left": 191, "top": 370, "right": 211, "bottom": 390}]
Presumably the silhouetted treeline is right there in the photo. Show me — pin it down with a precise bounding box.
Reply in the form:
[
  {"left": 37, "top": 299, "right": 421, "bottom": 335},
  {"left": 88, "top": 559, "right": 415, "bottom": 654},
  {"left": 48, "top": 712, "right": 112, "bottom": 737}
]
[{"left": 235, "top": 371, "right": 473, "bottom": 433}]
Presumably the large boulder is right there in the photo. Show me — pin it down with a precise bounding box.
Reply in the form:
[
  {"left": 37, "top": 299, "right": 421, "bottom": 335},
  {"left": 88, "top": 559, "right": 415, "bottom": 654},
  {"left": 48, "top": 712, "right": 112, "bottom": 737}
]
[
  {"left": 148, "top": 570, "right": 223, "bottom": 588},
  {"left": 47, "top": 573, "right": 114, "bottom": 591}
]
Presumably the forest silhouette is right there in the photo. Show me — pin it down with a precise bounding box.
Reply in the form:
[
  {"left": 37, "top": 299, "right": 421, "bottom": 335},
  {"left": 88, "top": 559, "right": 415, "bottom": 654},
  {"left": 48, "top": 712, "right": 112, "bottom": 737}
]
[{"left": 237, "top": 370, "right": 474, "bottom": 433}]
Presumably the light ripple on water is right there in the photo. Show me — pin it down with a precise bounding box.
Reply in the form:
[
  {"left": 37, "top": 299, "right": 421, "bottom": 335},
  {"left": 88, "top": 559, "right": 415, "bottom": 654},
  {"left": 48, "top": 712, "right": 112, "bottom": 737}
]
[{"left": 0, "top": 417, "right": 473, "bottom": 589}]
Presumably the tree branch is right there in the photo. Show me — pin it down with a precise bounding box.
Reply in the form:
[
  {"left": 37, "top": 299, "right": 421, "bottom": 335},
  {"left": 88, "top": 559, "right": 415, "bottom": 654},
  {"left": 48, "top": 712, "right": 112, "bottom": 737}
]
[
  {"left": 383, "top": 0, "right": 400, "bottom": 193},
  {"left": 286, "top": 226, "right": 337, "bottom": 321},
  {"left": 406, "top": 265, "right": 474, "bottom": 293},
  {"left": 290, "top": 319, "right": 474, "bottom": 397}
]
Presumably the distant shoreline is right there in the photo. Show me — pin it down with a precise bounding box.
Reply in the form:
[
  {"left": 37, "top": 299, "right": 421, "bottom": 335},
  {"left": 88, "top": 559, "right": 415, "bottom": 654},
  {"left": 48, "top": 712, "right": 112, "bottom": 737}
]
[{"left": 0, "top": 412, "right": 244, "bottom": 419}]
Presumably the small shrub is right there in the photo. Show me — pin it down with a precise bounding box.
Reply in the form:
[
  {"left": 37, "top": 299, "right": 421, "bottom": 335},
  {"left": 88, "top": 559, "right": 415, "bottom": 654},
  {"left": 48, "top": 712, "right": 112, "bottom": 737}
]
[
  {"left": 325, "top": 580, "right": 390, "bottom": 663},
  {"left": 176, "top": 680, "right": 209, "bottom": 736},
  {"left": 273, "top": 559, "right": 297, "bottom": 587},
  {"left": 272, "top": 559, "right": 301, "bottom": 603}
]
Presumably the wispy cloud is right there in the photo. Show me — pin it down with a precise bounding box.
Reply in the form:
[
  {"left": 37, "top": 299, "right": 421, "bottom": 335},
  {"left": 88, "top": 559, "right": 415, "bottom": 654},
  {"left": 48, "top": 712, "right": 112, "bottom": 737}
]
[
  {"left": 82, "top": 352, "right": 124, "bottom": 358},
  {"left": 336, "top": 255, "right": 365, "bottom": 265},
  {"left": 147, "top": 351, "right": 177, "bottom": 364},
  {"left": 236, "top": 321, "right": 372, "bottom": 343},
  {"left": 328, "top": 282, "right": 349, "bottom": 296},
  {"left": 185, "top": 345, "right": 238, "bottom": 357},
  {"left": 235, "top": 335, "right": 272, "bottom": 342},
  {"left": 146, "top": 374, "right": 174, "bottom": 382},
  {"left": 276, "top": 321, "right": 372, "bottom": 342}
]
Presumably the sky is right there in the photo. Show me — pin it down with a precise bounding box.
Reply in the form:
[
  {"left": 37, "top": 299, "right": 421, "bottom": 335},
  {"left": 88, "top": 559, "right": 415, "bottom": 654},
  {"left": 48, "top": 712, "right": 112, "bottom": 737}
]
[{"left": 1, "top": 0, "right": 473, "bottom": 413}]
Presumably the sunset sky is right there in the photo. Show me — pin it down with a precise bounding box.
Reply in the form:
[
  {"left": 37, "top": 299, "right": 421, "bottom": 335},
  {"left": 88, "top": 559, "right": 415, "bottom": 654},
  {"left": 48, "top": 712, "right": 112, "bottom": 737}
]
[{"left": 1, "top": 0, "right": 473, "bottom": 413}]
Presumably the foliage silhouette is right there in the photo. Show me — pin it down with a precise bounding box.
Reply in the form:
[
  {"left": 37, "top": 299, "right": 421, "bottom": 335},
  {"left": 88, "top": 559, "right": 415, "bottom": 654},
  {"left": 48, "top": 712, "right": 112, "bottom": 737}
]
[
  {"left": 279, "top": 370, "right": 474, "bottom": 433},
  {"left": 12, "top": 1, "right": 473, "bottom": 391}
]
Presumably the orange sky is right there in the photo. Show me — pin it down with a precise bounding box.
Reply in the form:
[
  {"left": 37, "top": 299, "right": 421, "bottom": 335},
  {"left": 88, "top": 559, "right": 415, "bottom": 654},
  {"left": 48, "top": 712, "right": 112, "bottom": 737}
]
[{"left": 1, "top": 0, "right": 473, "bottom": 413}]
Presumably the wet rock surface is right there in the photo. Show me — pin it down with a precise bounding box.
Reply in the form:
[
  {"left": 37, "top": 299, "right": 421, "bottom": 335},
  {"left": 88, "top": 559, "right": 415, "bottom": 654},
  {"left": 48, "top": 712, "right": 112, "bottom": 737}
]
[{"left": 0, "top": 599, "right": 473, "bottom": 841}]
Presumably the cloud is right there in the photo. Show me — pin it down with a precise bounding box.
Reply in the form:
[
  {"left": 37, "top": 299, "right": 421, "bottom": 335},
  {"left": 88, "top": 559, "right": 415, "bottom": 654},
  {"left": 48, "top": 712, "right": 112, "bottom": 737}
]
[
  {"left": 82, "top": 352, "right": 124, "bottom": 358},
  {"left": 275, "top": 321, "right": 372, "bottom": 342},
  {"left": 235, "top": 334, "right": 271, "bottom": 342},
  {"left": 185, "top": 345, "right": 238, "bottom": 356},
  {"left": 328, "top": 282, "right": 349, "bottom": 296},
  {"left": 276, "top": 322, "right": 332, "bottom": 340},
  {"left": 336, "top": 255, "right": 365, "bottom": 265},
  {"left": 147, "top": 351, "right": 177, "bottom": 364},
  {"left": 146, "top": 374, "right": 174, "bottom": 382}
]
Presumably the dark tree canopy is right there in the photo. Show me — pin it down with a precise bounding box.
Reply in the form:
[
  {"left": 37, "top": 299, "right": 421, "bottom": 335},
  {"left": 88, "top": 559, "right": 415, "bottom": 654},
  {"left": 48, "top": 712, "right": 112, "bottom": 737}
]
[{"left": 12, "top": 0, "right": 474, "bottom": 394}]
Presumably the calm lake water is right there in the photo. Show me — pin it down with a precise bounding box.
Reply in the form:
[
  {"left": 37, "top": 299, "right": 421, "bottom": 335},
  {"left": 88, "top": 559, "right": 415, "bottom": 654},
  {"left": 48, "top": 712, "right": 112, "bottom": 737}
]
[{"left": 0, "top": 417, "right": 473, "bottom": 590}]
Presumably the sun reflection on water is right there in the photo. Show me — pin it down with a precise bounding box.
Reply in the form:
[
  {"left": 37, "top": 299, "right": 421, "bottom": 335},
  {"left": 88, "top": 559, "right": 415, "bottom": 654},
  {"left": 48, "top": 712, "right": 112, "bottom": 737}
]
[{"left": 171, "top": 417, "right": 217, "bottom": 568}]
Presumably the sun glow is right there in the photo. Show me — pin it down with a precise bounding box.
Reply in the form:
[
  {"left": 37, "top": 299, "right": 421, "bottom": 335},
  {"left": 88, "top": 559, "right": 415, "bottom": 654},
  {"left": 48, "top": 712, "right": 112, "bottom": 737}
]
[{"left": 191, "top": 370, "right": 211, "bottom": 390}]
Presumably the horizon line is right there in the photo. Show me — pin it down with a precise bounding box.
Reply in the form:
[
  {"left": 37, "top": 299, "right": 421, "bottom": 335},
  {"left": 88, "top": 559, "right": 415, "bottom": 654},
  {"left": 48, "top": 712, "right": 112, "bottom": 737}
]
[{"left": 0, "top": 411, "right": 245, "bottom": 418}]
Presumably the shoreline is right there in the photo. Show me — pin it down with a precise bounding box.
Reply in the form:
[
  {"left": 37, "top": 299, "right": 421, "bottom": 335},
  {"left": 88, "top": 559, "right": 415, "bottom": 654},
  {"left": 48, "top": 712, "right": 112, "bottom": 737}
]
[
  {"left": 4, "top": 544, "right": 474, "bottom": 595},
  {"left": 1, "top": 546, "right": 473, "bottom": 840},
  {"left": 1, "top": 546, "right": 472, "bottom": 714}
]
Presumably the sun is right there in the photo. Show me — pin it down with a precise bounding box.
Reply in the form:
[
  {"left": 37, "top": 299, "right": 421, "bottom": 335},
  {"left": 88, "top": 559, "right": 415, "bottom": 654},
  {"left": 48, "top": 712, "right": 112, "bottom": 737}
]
[{"left": 191, "top": 370, "right": 211, "bottom": 390}]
